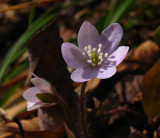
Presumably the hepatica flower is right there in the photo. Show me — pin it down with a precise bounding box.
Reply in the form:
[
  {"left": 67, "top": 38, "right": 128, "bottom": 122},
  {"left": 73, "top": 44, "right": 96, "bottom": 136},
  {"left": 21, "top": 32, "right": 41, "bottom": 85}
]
[
  {"left": 23, "top": 75, "right": 55, "bottom": 111},
  {"left": 62, "top": 21, "right": 129, "bottom": 82}
]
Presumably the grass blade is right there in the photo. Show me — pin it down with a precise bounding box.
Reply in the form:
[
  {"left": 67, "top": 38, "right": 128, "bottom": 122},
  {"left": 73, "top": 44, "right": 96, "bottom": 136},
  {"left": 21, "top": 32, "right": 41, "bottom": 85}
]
[{"left": 100, "top": 0, "right": 136, "bottom": 31}]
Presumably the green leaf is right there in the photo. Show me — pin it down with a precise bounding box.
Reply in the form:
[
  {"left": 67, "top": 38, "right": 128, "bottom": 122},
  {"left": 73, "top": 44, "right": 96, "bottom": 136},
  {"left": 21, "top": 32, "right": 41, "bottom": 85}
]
[
  {"left": 0, "top": 81, "right": 23, "bottom": 106},
  {"left": 102, "top": 0, "right": 135, "bottom": 30},
  {"left": 4, "top": 63, "right": 28, "bottom": 83},
  {"left": 142, "top": 59, "right": 160, "bottom": 118},
  {"left": 36, "top": 93, "right": 57, "bottom": 103}
]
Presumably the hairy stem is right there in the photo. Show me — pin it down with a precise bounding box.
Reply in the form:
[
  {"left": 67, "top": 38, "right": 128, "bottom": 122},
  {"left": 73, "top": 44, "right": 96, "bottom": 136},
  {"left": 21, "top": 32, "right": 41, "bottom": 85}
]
[
  {"left": 53, "top": 87, "right": 80, "bottom": 138},
  {"left": 79, "top": 82, "right": 90, "bottom": 138}
]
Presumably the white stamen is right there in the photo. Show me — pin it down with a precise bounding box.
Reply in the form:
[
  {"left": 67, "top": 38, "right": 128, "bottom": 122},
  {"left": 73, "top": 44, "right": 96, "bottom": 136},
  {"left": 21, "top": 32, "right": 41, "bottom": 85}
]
[
  {"left": 105, "top": 53, "right": 108, "bottom": 57},
  {"left": 98, "top": 44, "right": 102, "bottom": 49},
  {"left": 98, "top": 49, "right": 101, "bottom": 53},
  {"left": 93, "top": 48, "right": 96, "bottom": 52},
  {"left": 84, "top": 46, "right": 88, "bottom": 51},
  {"left": 88, "top": 54, "right": 92, "bottom": 57},
  {"left": 87, "top": 50, "right": 91, "bottom": 54},
  {"left": 98, "top": 61, "right": 102, "bottom": 65},
  {"left": 82, "top": 44, "right": 107, "bottom": 66},
  {"left": 99, "top": 52, "right": 103, "bottom": 56},
  {"left": 98, "top": 56, "right": 102, "bottom": 59},
  {"left": 100, "top": 59, "right": 103, "bottom": 62},
  {"left": 88, "top": 45, "right": 91, "bottom": 49},
  {"left": 82, "top": 52, "right": 86, "bottom": 57},
  {"left": 87, "top": 60, "right": 92, "bottom": 63}
]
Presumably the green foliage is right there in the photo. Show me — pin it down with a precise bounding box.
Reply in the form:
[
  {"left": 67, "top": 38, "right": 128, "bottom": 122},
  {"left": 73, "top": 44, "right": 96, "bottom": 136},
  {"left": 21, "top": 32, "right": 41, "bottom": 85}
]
[
  {"left": 4, "top": 63, "right": 28, "bottom": 83},
  {"left": 97, "top": 0, "right": 136, "bottom": 32},
  {"left": 36, "top": 93, "right": 57, "bottom": 103},
  {"left": 0, "top": 81, "right": 23, "bottom": 107}
]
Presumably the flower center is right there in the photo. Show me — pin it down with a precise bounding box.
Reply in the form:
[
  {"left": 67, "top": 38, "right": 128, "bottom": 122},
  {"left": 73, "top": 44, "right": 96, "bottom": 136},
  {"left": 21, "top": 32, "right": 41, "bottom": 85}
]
[
  {"left": 90, "top": 52, "right": 98, "bottom": 64},
  {"left": 82, "top": 44, "right": 108, "bottom": 66}
]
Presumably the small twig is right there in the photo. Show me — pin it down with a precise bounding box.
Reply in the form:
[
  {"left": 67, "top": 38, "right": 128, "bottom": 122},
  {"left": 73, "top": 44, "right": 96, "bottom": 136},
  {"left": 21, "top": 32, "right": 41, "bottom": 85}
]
[{"left": 79, "top": 82, "right": 90, "bottom": 138}]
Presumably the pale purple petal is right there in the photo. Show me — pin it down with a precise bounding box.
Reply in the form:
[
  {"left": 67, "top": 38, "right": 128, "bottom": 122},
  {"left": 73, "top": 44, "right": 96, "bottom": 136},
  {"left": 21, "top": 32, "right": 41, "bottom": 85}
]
[
  {"left": 62, "top": 42, "right": 88, "bottom": 68},
  {"left": 31, "top": 77, "right": 51, "bottom": 92},
  {"left": 71, "top": 67, "right": 95, "bottom": 82},
  {"left": 23, "top": 87, "right": 41, "bottom": 103},
  {"left": 78, "top": 21, "right": 99, "bottom": 50},
  {"left": 104, "top": 46, "right": 129, "bottom": 66},
  {"left": 93, "top": 66, "right": 116, "bottom": 79},
  {"left": 27, "top": 101, "right": 47, "bottom": 111},
  {"left": 97, "top": 23, "right": 123, "bottom": 54}
]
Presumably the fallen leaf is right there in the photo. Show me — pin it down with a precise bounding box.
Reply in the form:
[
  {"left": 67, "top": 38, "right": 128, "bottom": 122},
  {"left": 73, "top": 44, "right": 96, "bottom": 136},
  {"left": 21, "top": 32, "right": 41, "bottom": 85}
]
[
  {"left": 0, "top": 69, "right": 28, "bottom": 100},
  {"left": 74, "top": 78, "right": 101, "bottom": 95},
  {"left": 60, "top": 25, "right": 73, "bottom": 41},
  {"left": 0, "top": 117, "right": 65, "bottom": 138},
  {"left": 0, "top": 70, "right": 28, "bottom": 119},
  {"left": 142, "top": 59, "right": 160, "bottom": 118},
  {"left": 0, "top": 0, "right": 61, "bottom": 12},
  {"left": 63, "top": 122, "right": 75, "bottom": 138},
  {"left": 117, "top": 40, "right": 160, "bottom": 73},
  {"left": 128, "top": 126, "right": 148, "bottom": 138},
  {"left": 115, "top": 74, "right": 143, "bottom": 103}
]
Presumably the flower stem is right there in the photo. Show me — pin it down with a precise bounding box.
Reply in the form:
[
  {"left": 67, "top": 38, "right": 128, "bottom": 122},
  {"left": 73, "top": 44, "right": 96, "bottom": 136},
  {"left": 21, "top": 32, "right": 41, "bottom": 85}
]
[
  {"left": 52, "top": 87, "right": 80, "bottom": 138},
  {"left": 79, "top": 82, "right": 90, "bottom": 138}
]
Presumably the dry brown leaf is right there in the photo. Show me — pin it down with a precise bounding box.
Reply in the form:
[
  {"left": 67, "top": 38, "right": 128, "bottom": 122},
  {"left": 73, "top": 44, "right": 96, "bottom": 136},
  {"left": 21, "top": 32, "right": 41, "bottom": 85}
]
[
  {"left": 7, "top": 117, "right": 39, "bottom": 131},
  {"left": 115, "top": 75, "right": 143, "bottom": 103},
  {"left": 142, "top": 59, "right": 160, "bottom": 118},
  {"left": 60, "top": 25, "right": 73, "bottom": 41},
  {"left": 5, "top": 100, "right": 27, "bottom": 119},
  {"left": 63, "top": 122, "right": 75, "bottom": 138},
  {"left": 0, "top": 69, "right": 28, "bottom": 100},
  {"left": 0, "top": 0, "right": 60, "bottom": 12},
  {"left": 129, "top": 126, "right": 148, "bottom": 138},
  {"left": 0, "top": 117, "right": 38, "bottom": 138},
  {"left": 74, "top": 78, "right": 101, "bottom": 95},
  {"left": 131, "top": 92, "right": 142, "bottom": 103},
  {"left": 0, "top": 70, "right": 29, "bottom": 119},
  {"left": 0, "top": 118, "right": 65, "bottom": 138},
  {"left": 117, "top": 40, "right": 160, "bottom": 73}
]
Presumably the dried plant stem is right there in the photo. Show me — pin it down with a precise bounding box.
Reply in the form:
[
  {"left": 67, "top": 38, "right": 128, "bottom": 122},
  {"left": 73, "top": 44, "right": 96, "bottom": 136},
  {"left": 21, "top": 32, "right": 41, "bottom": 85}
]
[{"left": 79, "top": 82, "right": 90, "bottom": 138}]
